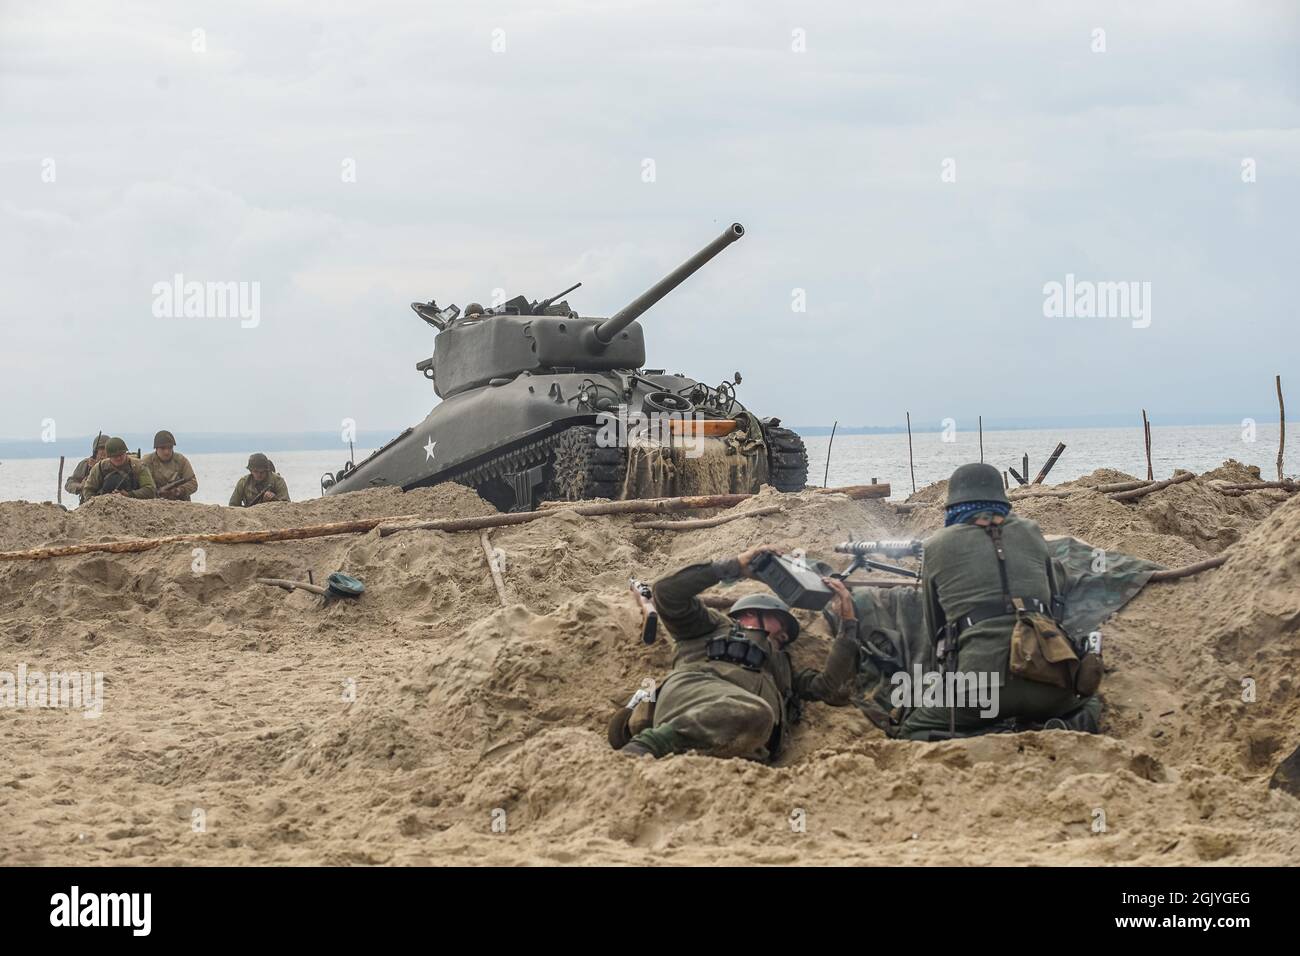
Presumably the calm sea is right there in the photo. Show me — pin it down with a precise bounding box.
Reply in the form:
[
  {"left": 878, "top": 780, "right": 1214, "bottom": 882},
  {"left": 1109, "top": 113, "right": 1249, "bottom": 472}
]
[{"left": 0, "top": 424, "right": 1285, "bottom": 506}]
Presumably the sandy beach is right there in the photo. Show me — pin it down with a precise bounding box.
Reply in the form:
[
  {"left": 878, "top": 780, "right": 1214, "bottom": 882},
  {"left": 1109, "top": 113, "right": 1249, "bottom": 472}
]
[{"left": 0, "top": 459, "right": 1296, "bottom": 866}]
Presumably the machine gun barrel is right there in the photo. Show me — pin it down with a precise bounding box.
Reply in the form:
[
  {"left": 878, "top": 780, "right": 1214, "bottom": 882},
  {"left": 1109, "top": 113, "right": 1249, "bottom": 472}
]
[
  {"left": 835, "top": 539, "right": 924, "bottom": 559},
  {"left": 591, "top": 222, "right": 744, "bottom": 347},
  {"left": 536, "top": 282, "right": 582, "bottom": 313}
]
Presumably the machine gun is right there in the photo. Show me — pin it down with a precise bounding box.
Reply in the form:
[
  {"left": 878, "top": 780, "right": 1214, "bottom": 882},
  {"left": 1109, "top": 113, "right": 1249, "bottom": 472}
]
[
  {"left": 530, "top": 282, "right": 582, "bottom": 315},
  {"left": 833, "top": 539, "right": 925, "bottom": 580}
]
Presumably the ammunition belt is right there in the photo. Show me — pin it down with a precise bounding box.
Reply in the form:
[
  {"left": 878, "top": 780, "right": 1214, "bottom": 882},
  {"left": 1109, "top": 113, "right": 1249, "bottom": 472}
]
[{"left": 705, "top": 635, "right": 769, "bottom": 672}]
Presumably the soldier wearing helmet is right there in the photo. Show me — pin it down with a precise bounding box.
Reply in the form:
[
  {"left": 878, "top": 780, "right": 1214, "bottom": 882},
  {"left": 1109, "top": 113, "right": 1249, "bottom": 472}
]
[
  {"left": 899, "top": 462, "right": 1100, "bottom": 740},
  {"left": 229, "top": 453, "right": 290, "bottom": 506},
  {"left": 617, "top": 544, "right": 862, "bottom": 761},
  {"left": 80, "top": 437, "right": 157, "bottom": 500},
  {"left": 143, "top": 430, "right": 199, "bottom": 501},
  {"left": 64, "top": 433, "right": 110, "bottom": 502}
]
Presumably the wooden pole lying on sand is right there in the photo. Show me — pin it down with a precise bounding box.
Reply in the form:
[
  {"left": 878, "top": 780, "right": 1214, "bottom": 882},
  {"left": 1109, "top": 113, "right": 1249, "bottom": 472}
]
[
  {"left": 1213, "top": 480, "right": 1297, "bottom": 492},
  {"left": 0, "top": 488, "right": 890, "bottom": 563},
  {"left": 633, "top": 504, "right": 782, "bottom": 531},
  {"left": 1095, "top": 478, "right": 1151, "bottom": 493},
  {"left": 480, "top": 530, "right": 509, "bottom": 606},
  {"left": 383, "top": 485, "right": 890, "bottom": 536},
  {"left": 57, "top": 456, "right": 65, "bottom": 505},
  {"left": 1109, "top": 471, "right": 1193, "bottom": 501}
]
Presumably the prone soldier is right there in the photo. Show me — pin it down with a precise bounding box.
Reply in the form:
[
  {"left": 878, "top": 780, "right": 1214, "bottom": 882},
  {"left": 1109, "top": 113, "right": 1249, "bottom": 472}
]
[{"left": 614, "top": 544, "right": 862, "bottom": 761}]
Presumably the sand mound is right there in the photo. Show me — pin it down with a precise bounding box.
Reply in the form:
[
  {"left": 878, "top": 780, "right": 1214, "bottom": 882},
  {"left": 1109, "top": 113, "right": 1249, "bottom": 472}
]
[{"left": 2, "top": 468, "right": 1297, "bottom": 865}]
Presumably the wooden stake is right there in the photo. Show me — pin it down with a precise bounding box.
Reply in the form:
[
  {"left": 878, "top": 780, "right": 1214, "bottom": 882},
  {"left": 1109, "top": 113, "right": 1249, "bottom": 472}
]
[
  {"left": 1142, "top": 410, "right": 1153, "bottom": 480},
  {"left": 978, "top": 416, "right": 983, "bottom": 463},
  {"left": 823, "top": 420, "right": 837, "bottom": 488},
  {"left": 57, "top": 455, "right": 65, "bottom": 505},
  {"left": 1032, "top": 442, "right": 1067, "bottom": 484},
  {"left": 906, "top": 412, "right": 916, "bottom": 495},
  {"left": 1277, "top": 374, "right": 1286, "bottom": 481},
  {"left": 479, "top": 530, "right": 509, "bottom": 606}
]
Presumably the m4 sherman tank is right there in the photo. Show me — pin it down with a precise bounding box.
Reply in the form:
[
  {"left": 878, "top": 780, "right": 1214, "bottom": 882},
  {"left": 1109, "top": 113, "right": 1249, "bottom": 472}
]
[{"left": 322, "top": 222, "right": 809, "bottom": 510}]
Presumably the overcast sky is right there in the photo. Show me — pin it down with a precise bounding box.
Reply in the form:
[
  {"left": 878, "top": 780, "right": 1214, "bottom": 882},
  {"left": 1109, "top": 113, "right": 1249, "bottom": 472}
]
[{"left": 2, "top": 0, "right": 1297, "bottom": 442}]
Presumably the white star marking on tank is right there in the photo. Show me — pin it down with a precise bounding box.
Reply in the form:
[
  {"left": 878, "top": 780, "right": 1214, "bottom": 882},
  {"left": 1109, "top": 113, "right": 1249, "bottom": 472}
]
[{"left": 424, "top": 437, "right": 437, "bottom": 461}]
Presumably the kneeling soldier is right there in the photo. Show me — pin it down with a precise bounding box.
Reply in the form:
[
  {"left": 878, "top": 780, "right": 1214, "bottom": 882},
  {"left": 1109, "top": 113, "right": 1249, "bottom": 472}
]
[
  {"left": 81, "top": 437, "right": 157, "bottom": 499},
  {"left": 65, "top": 434, "right": 109, "bottom": 502},
  {"left": 144, "top": 430, "right": 198, "bottom": 501},
  {"left": 620, "top": 544, "right": 861, "bottom": 761},
  {"left": 900, "top": 462, "right": 1100, "bottom": 740},
  {"left": 230, "top": 453, "right": 289, "bottom": 506}
]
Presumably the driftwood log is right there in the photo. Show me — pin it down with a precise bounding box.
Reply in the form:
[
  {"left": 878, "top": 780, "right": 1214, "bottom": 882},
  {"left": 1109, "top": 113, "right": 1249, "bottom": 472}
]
[
  {"left": 1109, "top": 471, "right": 1194, "bottom": 501},
  {"left": 633, "top": 504, "right": 783, "bottom": 531},
  {"left": 480, "top": 530, "right": 510, "bottom": 606},
  {"left": 1214, "top": 480, "right": 1297, "bottom": 492},
  {"left": 1095, "top": 479, "right": 1152, "bottom": 493}
]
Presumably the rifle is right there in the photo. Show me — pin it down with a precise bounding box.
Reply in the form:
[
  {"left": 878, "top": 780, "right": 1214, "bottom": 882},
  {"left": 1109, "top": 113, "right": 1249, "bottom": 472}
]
[
  {"left": 629, "top": 578, "right": 658, "bottom": 645},
  {"left": 157, "top": 475, "right": 192, "bottom": 497}
]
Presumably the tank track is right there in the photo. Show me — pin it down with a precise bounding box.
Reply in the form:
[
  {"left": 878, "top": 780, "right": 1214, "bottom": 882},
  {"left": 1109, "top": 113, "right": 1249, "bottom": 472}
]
[
  {"left": 549, "top": 426, "right": 628, "bottom": 502},
  {"left": 764, "top": 424, "right": 809, "bottom": 493},
  {"left": 443, "top": 422, "right": 806, "bottom": 510},
  {"left": 443, "top": 426, "right": 627, "bottom": 511}
]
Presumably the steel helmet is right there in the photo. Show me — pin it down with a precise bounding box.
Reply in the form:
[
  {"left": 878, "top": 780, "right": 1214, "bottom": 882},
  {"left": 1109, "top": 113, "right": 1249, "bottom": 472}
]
[{"left": 728, "top": 592, "right": 799, "bottom": 641}]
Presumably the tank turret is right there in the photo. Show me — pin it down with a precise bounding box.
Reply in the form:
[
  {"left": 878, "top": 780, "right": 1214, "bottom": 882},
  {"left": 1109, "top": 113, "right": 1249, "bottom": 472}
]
[{"left": 322, "top": 221, "right": 807, "bottom": 510}]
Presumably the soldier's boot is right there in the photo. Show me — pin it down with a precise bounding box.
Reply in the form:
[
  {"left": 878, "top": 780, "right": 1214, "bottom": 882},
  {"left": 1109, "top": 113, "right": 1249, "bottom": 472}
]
[
  {"left": 619, "top": 740, "right": 655, "bottom": 758},
  {"left": 1042, "top": 697, "right": 1101, "bottom": 734}
]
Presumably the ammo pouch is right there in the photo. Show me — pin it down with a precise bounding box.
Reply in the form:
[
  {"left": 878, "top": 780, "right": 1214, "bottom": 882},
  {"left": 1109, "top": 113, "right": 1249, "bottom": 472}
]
[
  {"left": 1008, "top": 598, "right": 1079, "bottom": 690},
  {"left": 982, "top": 518, "right": 1102, "bottom": 696},
  {"left": 705, "top": 630, "right": 769, "bottom": 671}
]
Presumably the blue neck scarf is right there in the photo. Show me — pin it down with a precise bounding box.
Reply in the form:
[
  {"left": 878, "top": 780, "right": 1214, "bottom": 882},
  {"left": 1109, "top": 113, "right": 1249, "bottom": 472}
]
[{"left": 944, "top": 500, "right": 1012, "bottom": 527}]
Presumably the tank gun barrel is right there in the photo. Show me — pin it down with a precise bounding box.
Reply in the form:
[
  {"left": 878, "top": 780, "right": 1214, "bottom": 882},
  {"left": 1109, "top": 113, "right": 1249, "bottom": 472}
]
[{"left": 591, "top": 222, "right": 744, "bottom": 347}]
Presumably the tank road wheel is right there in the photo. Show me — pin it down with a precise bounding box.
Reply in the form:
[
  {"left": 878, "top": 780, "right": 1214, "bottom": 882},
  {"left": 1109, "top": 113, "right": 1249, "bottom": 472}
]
[
  {"left": 549, "top": 426, "right": 628, "bottom": 502},
  {"left": 764, "top": 424, "right": 809, "bottom": 493}
]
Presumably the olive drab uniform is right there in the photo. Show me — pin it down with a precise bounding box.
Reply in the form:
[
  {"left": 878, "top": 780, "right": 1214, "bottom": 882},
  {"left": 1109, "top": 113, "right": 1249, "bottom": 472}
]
[
  {"left": 628, "top": 559, "right": 861, "bottom": 761},
  {"left": 230, "top": 472, "right": 290, "bottom": 507},
  {"left": 64, "top": 456, "right": 100, "bottom": 500},
  {"left": 900, "top": 513, "right": 1096, "bottom": 740},
  {"left": 144, "top": 451, "right": 198, "bottom": 501},
  {"left": 81, "top": 457, "right": 157, "bottom": 499}
]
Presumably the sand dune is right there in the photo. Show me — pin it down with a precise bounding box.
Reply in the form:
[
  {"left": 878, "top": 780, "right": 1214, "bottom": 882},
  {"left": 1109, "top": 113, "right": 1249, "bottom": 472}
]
[{"left": 0, "top": 463, "right": 1296, "bottom": 865}]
